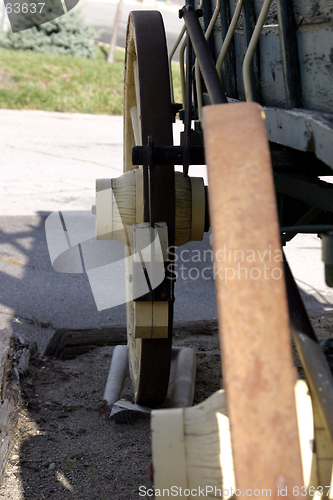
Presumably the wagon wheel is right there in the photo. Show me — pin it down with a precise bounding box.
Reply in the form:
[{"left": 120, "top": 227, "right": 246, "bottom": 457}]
[{"left": 123, "top": 11, "right": 175, "bottom": 406}]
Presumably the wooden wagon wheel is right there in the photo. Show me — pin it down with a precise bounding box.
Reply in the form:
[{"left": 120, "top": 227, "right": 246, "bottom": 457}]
[{"left": 123, "top": 11, "right": 175, "bottom": 406}]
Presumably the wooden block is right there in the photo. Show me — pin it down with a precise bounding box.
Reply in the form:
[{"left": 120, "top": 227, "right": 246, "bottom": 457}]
[
  {"left": 96, "top": 179, "right": 112, "bottom": 240},
  {"left": 151, "top": 383, "right": 325, "bottom": 499},
  {"left": 152, "top": 408, "right": 188, "bottom": 492},
  {"left": 184, "top": 390, "right": 234, "bottom": 497},
  {"left": 134, "top": 302, "right": 169, "bottom": 339},
  {"left": 134, "top": 302, "right": 153, "bottom": 338},
  {"left": 151, "top": 390, "right": 233, "bottom": 497}
]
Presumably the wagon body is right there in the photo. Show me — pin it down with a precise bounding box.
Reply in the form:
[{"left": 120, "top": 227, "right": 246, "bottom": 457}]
[{"left": 195, "top": 0, "right": 333, "bottom": 171}]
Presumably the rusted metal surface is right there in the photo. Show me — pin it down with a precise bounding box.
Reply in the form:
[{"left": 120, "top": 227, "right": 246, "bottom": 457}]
[{"left": 203, "top": 102, "right": 303, "bottom": 498}]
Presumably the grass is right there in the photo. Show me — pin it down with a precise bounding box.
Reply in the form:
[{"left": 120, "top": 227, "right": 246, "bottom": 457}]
[
  {"left": 0, "top": 47, "right": 125, "bottom": 114},
  {"left": 0, "top": 46, "right": 182, "bottom": 115}
]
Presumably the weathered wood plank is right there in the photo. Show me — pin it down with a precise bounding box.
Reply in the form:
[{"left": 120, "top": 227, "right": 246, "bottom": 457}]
[
  {"left": 0, "top": 329, "right": 12, "bottom": 400},
  {"left": 0, "top": 330, "right": 22, "bottom": 483},
  {"left": 44, "top": 326, "right": 127, "bottom": 359},
  {"left": 0, "top": 400, "right": 16, "bottom": 482}
]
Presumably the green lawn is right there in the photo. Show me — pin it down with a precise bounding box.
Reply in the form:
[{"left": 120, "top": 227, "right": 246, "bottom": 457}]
[{"left": 0, "top": 47, "right": 182, "bottom": 115}]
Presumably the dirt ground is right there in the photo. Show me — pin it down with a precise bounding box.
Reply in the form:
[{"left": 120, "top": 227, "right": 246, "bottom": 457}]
[{"left": 0, "top": 313, "right": 332, "bottom": 500}]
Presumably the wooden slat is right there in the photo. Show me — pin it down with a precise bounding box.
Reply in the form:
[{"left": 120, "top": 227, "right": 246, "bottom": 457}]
[{"left": 203, "top": 102, "right": 303, "bottom": 499}]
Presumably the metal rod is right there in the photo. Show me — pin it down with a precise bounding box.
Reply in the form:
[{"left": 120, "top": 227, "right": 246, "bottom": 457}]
[
  {"left": 168, "top": 24, "right": 186, "bottom": 103},
  {"left": 184, "top": 33, "right": 193, "bottom": 176},
  {"left": 243, "top": 0, "right": 272, "bottom": 101},
  {"left": 172, "top": 0, "right": 204, "bottom": 106},
  {"left": 179, "top": 37, "right": 187, "bottom": 107},
  {"left": 284, "top": 257, "right": 333, "bottom": 443},
  {"left": 216, "top": 0, "right": 243, "bottom": 79},
  {"left": 195, "top": 0, "right": 221, "bottom": 120},
  {"left": 132, "top": 145, "right": 205, "bottom": 166},
  {"left": 181, "top": 6, "right": 227, "bottom": 105}
]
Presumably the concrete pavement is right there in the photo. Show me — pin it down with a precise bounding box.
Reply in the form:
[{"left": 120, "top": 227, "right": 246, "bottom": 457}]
[
  {"left": 0, "top": 109, "right": 332, "bottom": 353},
  {"left": 0, "top": 110, "right": 212, "bottom": 353}
]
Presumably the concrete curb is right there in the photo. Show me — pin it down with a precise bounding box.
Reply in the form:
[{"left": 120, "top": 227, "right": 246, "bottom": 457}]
[
  {"left": 103, "top": 345, "right": 129, "bottom": 406},
  {"left": 104, "top": 344, "right": 196, "bottom": 409}
]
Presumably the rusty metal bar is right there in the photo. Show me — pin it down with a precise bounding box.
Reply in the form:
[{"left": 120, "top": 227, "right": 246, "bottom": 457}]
[
  {"left": 180, "top": 6, "right": 227, "bottom": 105},
  {"left": 195, "top": 0, "right": 221, "bottom": 119},
  {"left": 203, "top": 102, "right": 303, "bottom": 499}
]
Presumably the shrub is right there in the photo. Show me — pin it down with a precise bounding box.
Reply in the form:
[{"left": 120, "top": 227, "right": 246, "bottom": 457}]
[{"left": 0, "top": 9, "right": 98, "bottom": 58}]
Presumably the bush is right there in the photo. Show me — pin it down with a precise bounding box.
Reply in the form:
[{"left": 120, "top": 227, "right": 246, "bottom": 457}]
[{"left": 0, "top": 9, "right": 98, "bottom": 58}]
